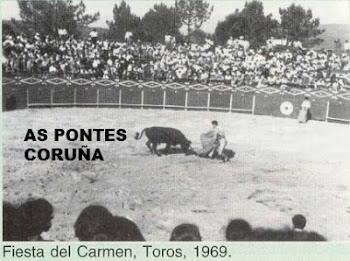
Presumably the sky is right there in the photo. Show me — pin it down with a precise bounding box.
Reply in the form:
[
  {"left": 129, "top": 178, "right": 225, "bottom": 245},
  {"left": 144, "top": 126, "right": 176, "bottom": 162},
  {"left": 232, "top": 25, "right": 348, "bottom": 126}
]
[{"left": 2, "top": 0, "right": 350, "bottom": 33}]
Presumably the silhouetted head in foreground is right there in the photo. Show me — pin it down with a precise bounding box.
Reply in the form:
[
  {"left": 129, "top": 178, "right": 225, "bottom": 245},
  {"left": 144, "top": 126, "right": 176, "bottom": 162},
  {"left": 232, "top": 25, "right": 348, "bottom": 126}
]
[
  {"left": 288, "top": 229, "right": 327, "bottom": 241},
  {"left": 112, "top": 216, "right": 145, "bottom": 241},
  {"left": 304, "top": 232, "right": 326, "bottom": 241},
  {"left": 170, "top": 223, "right": 202, "bottom": 241},
  {"left": 253, "top": 228, "right": 294, "bottom": 241},
  {"left": 3, "top": 202, "right": 24, "bottom": 241},
  {"left": 291, "top": 214, "right": 326, "bottom": 241},
  {"left": 292, "top": 214, "right": 307, "bottom": 230},
  {"left": 226, "top": 219, "right": 253, "bottom": 241},
  {"left": 253, "top": 213, "right": 327, "bottom": 241},
  {"left": 74, "top": 205, "right": 115, "bottom": 241},
  {"left": 20, "top": 198, "right": 53, "bottom": 240}
]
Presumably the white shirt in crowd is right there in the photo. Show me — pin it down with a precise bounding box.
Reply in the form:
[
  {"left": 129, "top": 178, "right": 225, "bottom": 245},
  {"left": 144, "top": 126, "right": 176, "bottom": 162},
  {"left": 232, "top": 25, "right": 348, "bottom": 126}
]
[
  {"left": 90, "top": 31, "right": 98, "bottom": 38},
  {"left": 125, "top": 31, "right": 133, "bottom": 40},
  {"left": 58, "top": 29, "right": 67, "bottom": 36},
  {"left": 165, "top": 35, "right": 172, "bottom": 43},
  {"left": 344, "top": 41, "right": 350, "bottom": 51}
]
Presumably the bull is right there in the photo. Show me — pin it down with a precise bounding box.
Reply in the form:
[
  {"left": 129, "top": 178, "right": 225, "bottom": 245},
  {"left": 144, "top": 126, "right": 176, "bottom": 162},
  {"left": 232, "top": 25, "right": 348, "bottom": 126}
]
[{"left": 134, "top": 127, "right": 192, "bottom": 156}]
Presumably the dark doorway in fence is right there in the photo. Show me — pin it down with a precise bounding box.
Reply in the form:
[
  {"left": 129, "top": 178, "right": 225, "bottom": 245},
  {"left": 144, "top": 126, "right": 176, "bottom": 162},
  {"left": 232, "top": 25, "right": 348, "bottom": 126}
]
[{"left": 5, "top": 94, "right": 17, "bottom": 111}]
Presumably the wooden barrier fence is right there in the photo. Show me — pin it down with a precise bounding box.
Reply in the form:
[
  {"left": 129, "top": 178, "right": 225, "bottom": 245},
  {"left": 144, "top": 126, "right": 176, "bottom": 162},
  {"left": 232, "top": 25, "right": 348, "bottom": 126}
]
[{"left": 2, "top": 77, "right": 350, "bottom": 124}]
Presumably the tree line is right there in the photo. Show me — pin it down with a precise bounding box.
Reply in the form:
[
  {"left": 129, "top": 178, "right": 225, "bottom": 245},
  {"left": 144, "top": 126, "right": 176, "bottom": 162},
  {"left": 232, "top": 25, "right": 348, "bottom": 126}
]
[{"left": 4, "top": 0, "right": 325, "bottom": 48}]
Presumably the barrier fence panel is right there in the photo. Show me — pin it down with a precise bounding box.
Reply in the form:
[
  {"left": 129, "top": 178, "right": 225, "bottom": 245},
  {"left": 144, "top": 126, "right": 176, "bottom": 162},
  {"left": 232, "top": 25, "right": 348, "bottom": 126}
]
[
  {"left": 308, "top": 95, "right": 329, "bottom": 121},
  {"left": 209, "top": 85, "right": 232, "bottom": 111},
  {"left": 254, "top": 87, "right": 341, "bottom": 121},
  {"left": 119, "top": 81, "right": 142, "bottom": 107},
  {"left": 52, "top": 85, "right": 75, "bottom": 105},
  {"left": 98, "top": 86, "right": 120, "bottom": 105},
  {"left": 256, "top": 87, "right": 290, "bottom": 118},
  {"left": 142, "top": 82, "right": 164, "bottom": 107},
  {"left": 229, "top": 87, "right": 255, "bottom": 113},
  {"left": 255, "top": 87, "right": 306, "bottom": 119},
  {"left": 2, "top": 77, "right": 350, "bottom": 125},
  {"left": 187, "top": 84, "right": 209, "bottom": 109},
  {"left": 75, "top": 85, "right": 97, "bottom": 105},
  {"left": 327, "top": 94, "right": 350, "bottom": 123},
  {"left": 93, "top": 79, "right": 120, "bottom": 106},
  {"left": 42, "top": 78, "right": 72, "bottom": 106},
  {"left": 164, "top": 83, "right": 186, "bottom": 109},
  {"left": 28, "top": 84, "right": 51, "bottom": 106}
]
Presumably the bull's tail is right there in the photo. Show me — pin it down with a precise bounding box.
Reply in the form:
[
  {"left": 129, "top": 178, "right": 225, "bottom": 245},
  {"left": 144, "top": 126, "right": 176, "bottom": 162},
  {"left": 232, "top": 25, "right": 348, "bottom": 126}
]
[{"left": 134, "top": 128, "right": 147, "bottom": 140}]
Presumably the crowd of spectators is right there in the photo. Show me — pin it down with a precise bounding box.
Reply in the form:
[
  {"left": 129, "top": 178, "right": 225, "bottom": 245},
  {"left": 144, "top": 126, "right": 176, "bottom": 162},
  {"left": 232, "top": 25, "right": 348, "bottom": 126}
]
[
  {"left": 3, "top": 199, "right": 326, "bottom": 241},
  {"left": 2, "top": 33, "right": 350, "bottom": 93}
]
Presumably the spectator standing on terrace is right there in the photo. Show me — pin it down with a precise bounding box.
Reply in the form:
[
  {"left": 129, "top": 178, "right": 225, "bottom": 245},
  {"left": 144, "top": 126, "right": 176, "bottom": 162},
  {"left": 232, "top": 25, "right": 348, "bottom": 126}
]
[
  {"left": 297, "top": 95, "right": 311, "bottom": 123},
  {"left": 2, "top": 33, "right": 350, "bottom": 90},
  {"left": 334, "top": 39, "right": 342, "bottom": 56},
  {"left": 226, "top": 36, "right": 234, "bottom": 48},
  {"left": 344, "top": 40, "right": 350, "bottom": 55},
  {"left": 165, "top": 35, "right": 175, "bottom": 50},
  {"left": 125, "top": 31, "right": 133, "bottom": 45},
  {"left": 58, "top": 29, "right": 68, "bottom": 41},
  {"left": 89, "top": 29, "right": 98, "bottom": 45}
]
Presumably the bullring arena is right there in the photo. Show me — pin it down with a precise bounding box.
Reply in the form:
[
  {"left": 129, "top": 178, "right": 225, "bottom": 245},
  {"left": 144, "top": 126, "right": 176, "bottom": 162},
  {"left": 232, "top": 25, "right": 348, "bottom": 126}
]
[
  {"left": 3, "top": 105, "right": 350, "bottom": 241},
  {"left": 3, "top": 0, "right": 350, "bottom": 244}
]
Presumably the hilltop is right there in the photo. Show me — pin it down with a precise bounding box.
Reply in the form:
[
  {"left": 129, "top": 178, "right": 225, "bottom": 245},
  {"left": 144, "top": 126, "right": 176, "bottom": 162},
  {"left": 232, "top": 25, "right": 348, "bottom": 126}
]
[{"left": 318, "top": 24, "right": 350, "bottom": 49}]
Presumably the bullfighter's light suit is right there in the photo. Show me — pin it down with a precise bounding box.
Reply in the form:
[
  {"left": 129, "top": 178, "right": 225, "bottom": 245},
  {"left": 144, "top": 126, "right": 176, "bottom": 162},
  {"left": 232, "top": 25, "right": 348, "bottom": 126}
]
[{"left": 198, "top": 126, "right": 227, "bottom": 158}]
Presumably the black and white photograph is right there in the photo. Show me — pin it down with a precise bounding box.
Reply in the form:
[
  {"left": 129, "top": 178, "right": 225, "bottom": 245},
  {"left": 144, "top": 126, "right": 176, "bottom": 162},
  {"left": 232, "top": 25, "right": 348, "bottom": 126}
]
[{"left": 2, "top": 0, "right": 350, "bottom": 242}]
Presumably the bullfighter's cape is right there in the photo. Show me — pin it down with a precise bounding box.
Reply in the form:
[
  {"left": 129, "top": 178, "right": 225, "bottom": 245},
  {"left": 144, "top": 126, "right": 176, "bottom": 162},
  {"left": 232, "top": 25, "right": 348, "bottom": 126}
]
[{"left": 197, "top": 130, "right": 217, "bottom": 156}]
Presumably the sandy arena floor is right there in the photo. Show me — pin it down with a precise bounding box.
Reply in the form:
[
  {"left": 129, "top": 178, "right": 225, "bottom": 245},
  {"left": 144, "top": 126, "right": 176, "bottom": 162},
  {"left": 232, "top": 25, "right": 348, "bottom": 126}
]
[{"left": 2, "top": 108, "right": 350, "bottom": 241}]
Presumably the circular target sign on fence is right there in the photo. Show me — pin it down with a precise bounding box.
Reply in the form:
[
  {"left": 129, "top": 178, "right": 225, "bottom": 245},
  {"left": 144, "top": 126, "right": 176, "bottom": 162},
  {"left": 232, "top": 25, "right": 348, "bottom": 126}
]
[{"left": 280, "top": 101, "right": 294, "bottom": 116}]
